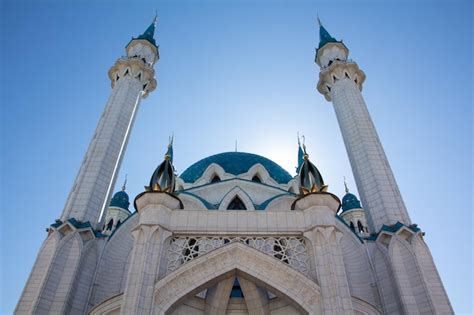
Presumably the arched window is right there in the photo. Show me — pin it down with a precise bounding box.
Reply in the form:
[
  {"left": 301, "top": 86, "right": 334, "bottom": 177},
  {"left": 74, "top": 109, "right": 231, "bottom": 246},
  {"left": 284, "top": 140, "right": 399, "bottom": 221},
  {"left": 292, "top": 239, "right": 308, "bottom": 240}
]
[
  {"left": 211, "top": 175, "right": 221, "bottom": 183},
  {"left": 349, "top": 221, "right": 355, "bottom": 232},
  {"left": 357, "top": 220, "right": 364, "bottom": 233},
  {"left": 116, "top": 220, "right": 121, "bottom": 228},
  {"left": 106, "top": 218, "right": 114, "bottom": 231},
  {"left": 227, "top": 196, "right": 247, "bottom": 210},
  {"left": 251, "top": 175, "right": 261, "bottom": 183}
]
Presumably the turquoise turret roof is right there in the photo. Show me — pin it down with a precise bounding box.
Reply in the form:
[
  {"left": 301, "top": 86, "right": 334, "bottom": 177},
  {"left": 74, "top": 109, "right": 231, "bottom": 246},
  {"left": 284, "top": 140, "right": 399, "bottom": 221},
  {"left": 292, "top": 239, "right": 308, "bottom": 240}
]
[
  {"left": 318, "top": 24, "right": 338, "bottom": 48},
  {"left": 110, "top": 190, "right": 130, "bottom": 210},
  {"left": 341, "top": 192, "right": 362, "bottom": 212},
  {"left": 129, "top": 16, "right": 157, "bottom": 48},
  {"left": 179, "top": 152, "right": 293, "bottom": 184}
]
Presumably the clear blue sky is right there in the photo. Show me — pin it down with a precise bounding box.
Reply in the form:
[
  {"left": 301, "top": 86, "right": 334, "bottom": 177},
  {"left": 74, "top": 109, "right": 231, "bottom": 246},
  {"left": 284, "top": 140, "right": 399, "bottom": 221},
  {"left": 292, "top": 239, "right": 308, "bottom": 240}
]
[{"left": 1, "top": 0, "right": 472, "bottom": 313}]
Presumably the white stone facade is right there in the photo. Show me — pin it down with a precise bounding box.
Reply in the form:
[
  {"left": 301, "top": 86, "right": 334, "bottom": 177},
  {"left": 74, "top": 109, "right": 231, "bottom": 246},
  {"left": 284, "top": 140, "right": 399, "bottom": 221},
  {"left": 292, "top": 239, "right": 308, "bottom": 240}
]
[{"left": 15, "top": 20, "right": 453, "bottom": 315}]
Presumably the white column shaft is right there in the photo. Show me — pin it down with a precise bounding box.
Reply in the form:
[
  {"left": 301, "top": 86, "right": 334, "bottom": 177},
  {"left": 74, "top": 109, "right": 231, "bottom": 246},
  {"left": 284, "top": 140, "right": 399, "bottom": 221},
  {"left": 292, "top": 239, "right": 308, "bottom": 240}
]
[
  {"left": 61, "top": 76, "right": 142, "bottom": 227},
  {"left": 332, "top": 78, "right": 411, "bottom": 231}
]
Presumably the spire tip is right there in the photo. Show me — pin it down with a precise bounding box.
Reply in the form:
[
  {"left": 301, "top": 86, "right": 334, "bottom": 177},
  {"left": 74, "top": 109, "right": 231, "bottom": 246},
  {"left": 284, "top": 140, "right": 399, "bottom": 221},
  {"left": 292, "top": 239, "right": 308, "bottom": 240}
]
[
  {"left": 122, "top": 174, "right": 128, "bottom": 192},
  {"left": 344, "top": 176, "right": 349, "bottom": 193}
]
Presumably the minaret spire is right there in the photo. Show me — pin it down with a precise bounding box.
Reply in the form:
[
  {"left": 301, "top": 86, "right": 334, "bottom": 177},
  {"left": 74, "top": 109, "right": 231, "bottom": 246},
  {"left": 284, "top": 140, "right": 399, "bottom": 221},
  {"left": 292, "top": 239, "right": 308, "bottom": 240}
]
[{"left": 122, "top": 174, "right": 128, "bottom": 192}]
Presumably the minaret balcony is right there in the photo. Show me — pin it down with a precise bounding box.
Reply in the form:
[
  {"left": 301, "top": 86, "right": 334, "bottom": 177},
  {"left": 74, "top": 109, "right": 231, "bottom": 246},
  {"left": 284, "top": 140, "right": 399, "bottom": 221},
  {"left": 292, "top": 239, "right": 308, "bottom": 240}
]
[{"left": 317, "top": 60, "right": 366, "bottom": 101}]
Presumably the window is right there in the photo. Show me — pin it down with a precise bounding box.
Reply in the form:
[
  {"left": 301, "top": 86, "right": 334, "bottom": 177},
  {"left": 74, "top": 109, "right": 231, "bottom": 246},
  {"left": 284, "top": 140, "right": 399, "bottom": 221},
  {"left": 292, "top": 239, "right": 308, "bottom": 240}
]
[
  {"left": 357, "top": 221, "right": 364, "bottom": 233},
  {"left": 230, "top": 278, "right": 244, "bottom": 298},
  {"left": 251, "top": 175, "right": 261, "bottom": 183},
  {"left": 116, "top": 220, "right": 121, "bottom": 228},
  {"left": 349, "top": 221, "right": 355, "bottom": 232},
  {"left": 106, "top": 219, "right": 114, "bottom": 231},
  {"left": 227, "top": 196, "right": 246, "bottom": 210},
  {"left": 211, "top": 175, "right": 221, "bottom": 183}
]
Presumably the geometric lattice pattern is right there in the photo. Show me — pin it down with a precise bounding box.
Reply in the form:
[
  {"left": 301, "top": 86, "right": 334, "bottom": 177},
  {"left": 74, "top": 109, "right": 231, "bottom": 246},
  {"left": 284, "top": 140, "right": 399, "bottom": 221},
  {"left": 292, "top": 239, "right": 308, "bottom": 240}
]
[{"left": 167, "top": 236, "right": 310, "bottom": 276}]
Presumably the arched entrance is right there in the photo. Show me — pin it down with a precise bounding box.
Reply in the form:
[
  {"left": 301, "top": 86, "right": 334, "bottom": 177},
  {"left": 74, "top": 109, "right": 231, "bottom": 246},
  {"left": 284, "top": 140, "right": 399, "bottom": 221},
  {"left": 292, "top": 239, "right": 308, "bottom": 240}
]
[{"left": 153, "top": 243, "right": 322, "bottom": 315}]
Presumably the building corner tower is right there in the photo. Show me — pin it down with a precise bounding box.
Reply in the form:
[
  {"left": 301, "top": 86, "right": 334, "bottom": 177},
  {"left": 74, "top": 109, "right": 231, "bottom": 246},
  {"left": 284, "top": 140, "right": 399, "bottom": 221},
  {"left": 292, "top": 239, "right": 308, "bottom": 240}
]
[
  {"left": 315, "top": 19, "right": 410, "bottom": 232},
  {"left": 15, "top": 18, "right": 159, "bottom": 314}
]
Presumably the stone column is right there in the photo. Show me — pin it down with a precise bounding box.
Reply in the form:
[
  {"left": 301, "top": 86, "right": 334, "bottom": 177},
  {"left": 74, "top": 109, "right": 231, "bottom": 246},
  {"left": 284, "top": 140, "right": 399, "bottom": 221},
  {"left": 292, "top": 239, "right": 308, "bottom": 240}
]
[
  {"left": 120, "top": 192, "right": 180, "bottom": 314},
  {"left": 295, "top": 193, "right": 353, "bottom": 315}
]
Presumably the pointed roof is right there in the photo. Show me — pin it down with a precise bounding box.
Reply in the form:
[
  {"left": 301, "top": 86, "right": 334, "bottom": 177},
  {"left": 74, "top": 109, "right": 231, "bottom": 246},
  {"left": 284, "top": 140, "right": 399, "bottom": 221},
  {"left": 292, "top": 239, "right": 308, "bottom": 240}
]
[
  {"left": 134, "top": 15, "right": 158, "bottom": 47},
  {"left": 341, "top": 180, "right": 362, "bottom": 212},
  {"left": 317, "top": 17, "right": 338, "bottom": 48},
  {"left": 110, "top": 176, "right": 130, "bottom": 210}
]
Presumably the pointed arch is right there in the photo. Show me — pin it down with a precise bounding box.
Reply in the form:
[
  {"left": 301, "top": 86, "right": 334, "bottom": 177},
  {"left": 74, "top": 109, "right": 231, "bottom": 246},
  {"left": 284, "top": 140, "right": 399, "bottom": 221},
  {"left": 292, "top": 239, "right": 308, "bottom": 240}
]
[
  {"left": 153, "top": 243, "right": 322, "bottom": 314},
  {"left": 218, "top": 187, "right": 255, "bottom": 210},
  {"left": 227, "top": 196, "right": 247, "bottom": 210},
  {"left": 198, "top": 163, "right": 226, "bottom": 185},
  {"left": 243, "top": 163, "right": 277, "bottom": 186}
]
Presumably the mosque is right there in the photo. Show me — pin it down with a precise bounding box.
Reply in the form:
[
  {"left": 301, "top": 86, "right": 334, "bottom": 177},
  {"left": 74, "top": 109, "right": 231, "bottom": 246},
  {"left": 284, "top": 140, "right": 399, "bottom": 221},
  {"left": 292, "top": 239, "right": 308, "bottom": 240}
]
[{"left": 15, "top": 16, "right": 453, "bottom": 315}]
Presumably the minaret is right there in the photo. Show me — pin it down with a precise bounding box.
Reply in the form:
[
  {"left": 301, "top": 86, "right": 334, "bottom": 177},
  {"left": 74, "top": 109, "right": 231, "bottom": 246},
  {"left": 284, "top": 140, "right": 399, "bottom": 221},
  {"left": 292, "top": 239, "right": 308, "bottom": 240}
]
[
  {"left": 315, "top": 19, "right": 411, "bottom": 232},
  {"left": 102, "top": 176, "right": 132, "bottom": 236},
  {"left": 339, "top": 179, "right": 369, "bottom": 237},
  {"left": 60, "top": 17, "right": 159, "bottom": 229}
]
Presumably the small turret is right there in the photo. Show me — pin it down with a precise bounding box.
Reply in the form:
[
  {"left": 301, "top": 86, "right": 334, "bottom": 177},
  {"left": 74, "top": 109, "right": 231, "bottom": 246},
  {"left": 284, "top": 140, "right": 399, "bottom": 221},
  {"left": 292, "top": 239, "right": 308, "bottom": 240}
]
[
  {"left": 315, "top": 18, "right": 349, "bottom": 69},
  {"left": 339, "top": 179, "right": 369, "bottom": 236},
  {"left": 125, "top": 15, "right": 159, "bottom": 66},
  {"left": 103, "top": 176, "right": 132, "bottom": 235},
  {"left": 146, "top": 138, "right": 176, "bottom": 193},
  {"left": 298, "top": 142, "right": 328, "bottom": 195}
]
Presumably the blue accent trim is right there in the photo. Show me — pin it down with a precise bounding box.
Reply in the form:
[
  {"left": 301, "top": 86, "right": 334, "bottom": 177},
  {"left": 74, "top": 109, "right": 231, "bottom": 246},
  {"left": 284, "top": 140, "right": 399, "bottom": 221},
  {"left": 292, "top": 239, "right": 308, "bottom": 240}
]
[
  {"left": 177, "top": 191, "right": 217, "bottom": 210},
  {"left": 258, "top": 193, "right": 294, "bottom": 210},
  {"left": 179, "top": 152, "right": 292, "bottom": 184},
  {"left": 50, "top": 218, "right": 106, "bottom": 238},
  {"left": 365, "top": 222, "right": 422, "bottom": 242}
]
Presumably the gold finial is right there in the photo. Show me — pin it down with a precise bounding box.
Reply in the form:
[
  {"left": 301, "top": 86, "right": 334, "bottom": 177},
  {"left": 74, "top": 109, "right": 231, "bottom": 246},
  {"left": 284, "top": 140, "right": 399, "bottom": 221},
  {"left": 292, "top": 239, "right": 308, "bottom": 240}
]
[
  {"left": 235, "top": 140, "right": 238, "bottom": 152},
  {"left": 122, "top": 174, "right": 128, "bottom": 192},
  {"left": 344, "top": 176, "right": 349, "bottom": 193}
]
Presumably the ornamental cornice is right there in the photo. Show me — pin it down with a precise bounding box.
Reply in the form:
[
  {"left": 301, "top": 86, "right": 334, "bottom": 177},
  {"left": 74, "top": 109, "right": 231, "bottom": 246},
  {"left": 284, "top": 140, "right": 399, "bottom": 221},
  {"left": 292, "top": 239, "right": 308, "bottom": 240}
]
[
  {"left": 317, "top": 61, "right": 366, "bottom": 101},
  {"left": 108, "top": 58, "right": 157, "bottom": 97}
]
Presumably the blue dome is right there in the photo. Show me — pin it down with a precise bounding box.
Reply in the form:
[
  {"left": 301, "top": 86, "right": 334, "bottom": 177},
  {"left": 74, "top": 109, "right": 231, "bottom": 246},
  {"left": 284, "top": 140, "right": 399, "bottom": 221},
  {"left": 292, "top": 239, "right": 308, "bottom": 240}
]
[
  {"left": 180, "top": 152, "right": 293, "bottom": 184},
  {"left": 341, "top": 192, "right": 362, "bottom": 212},
  {"left": 109, "top": 190, "right": 130, "bottom": 210}
]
